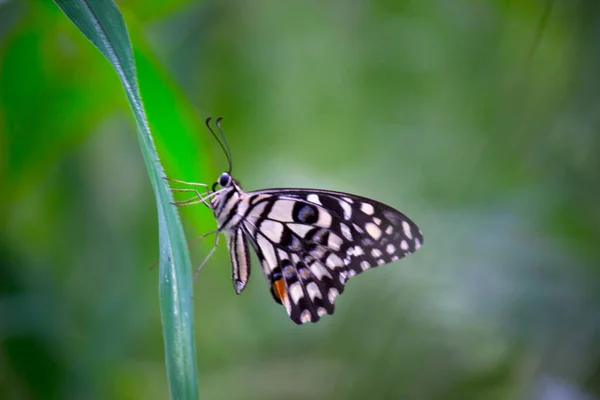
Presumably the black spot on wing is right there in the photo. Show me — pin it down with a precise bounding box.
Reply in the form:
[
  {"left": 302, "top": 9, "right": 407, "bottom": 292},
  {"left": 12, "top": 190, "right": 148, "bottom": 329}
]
[{"left": 292, "top": 202, "right": 319, "bottom": 224}]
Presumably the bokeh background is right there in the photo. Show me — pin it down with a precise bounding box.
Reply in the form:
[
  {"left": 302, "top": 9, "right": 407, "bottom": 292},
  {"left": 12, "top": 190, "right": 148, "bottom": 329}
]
[{"left": 2, "top": 1, "right": 600, "bottom": 399}]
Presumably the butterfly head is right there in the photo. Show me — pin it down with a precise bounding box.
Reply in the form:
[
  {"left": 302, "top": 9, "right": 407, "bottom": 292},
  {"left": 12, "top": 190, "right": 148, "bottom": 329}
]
[{"left": 212, "top": 171, "right": 232, "bottom": 192}]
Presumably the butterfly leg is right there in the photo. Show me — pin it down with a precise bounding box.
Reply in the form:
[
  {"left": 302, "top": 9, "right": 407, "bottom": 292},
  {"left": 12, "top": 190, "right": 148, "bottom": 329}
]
[
  {"left": 193, "top": 232, "right": 221, "bottom": 280},
  {"left": 163, "top": 177, "right": 209, "bottom": 188},
  {"left": 169, "top": 188, "right": 211, "bottom": 207}
]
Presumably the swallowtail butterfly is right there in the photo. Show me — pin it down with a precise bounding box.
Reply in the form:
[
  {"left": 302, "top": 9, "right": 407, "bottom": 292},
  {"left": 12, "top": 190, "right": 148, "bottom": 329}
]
[{"left": 167, "top": 117, "right": 424, "bottom": 324}]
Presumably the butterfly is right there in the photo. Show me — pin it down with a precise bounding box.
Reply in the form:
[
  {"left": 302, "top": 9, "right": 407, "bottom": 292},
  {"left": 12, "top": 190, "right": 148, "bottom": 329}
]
[{"left": 166, "top": 117, "right": 424, "bottom": 324}]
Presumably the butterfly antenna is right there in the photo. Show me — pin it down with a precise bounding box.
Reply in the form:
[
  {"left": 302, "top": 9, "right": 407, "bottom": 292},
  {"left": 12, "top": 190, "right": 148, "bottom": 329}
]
[
  {"left": 205, "top": 117, "right": 232, "bottom": 173},
  {"left": 215, "top": 116, "right": 233, "bottom": 174}
]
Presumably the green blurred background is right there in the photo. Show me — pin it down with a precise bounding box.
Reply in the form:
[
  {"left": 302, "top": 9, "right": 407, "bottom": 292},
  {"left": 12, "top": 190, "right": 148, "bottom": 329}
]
[{"left": 2, "top": 1, "right": 600, "bottom": 399}]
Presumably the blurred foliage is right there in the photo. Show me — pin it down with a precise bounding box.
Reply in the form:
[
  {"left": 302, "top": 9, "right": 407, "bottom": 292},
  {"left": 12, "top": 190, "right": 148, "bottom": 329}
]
[{"left": 2, "top": 1, "right": 600, "bottom": 399}]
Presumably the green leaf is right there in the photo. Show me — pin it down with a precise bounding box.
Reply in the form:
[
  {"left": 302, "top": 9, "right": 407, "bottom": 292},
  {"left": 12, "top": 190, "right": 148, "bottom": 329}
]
[{"left": 53, "top": 1, "right": 199, "bottom": 399}]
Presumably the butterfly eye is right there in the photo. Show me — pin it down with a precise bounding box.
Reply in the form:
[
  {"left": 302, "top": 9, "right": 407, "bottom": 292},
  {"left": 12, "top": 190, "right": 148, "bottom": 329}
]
[{"left": 219, "top": 172, "right": 231, "bottom": 187}]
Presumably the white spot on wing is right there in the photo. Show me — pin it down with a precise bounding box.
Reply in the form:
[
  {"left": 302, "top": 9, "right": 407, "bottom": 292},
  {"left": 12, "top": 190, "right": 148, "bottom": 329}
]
[
  {"left": 327, "top": 232, "right": 343, "bottom": 251},
  {"left": 310, "top": 261, "right": 332, "bottom": 280},
  {"left": 340, "top": 223, "right": 353, "bottom": 240},
  {"left": 373, "top": 217, "right": 382, "bottom": 225},
  {"left": 326, "top": 253, "right": 343, "bottom": 268},
  {"left": 360, "top": 202, "right": 375, "bottom": 215},
  {"left": 385, "top": 226, "right": 393, "bottom": 235},
  {"left": 415, "top": 238, "right": 422, "bottom": 249},
  {"left": 328, "top": 288, "right": 339, "bottom": 303},
  {"left": 340, "top": 201, "right": 352, "bottom": 220},
  {"left": 300, "top": 310, "right": 312, "bottom": 323},
  {"left": 289, "top": 282, "right": 303, "bottom": 303},
  {"left": 400, "top": 240, "right": 409, "bottom": 251},
  {"left": 365, "top": 223, "right": 382, "bottom": 240},
  {"left": 307, "top": 282, "right": 321, "bottom": 300},
  {"left": 317, "top": 307, "right": 327, "bottom": 317},
  {"left": 371, "top": 248, "right": 382, "bottom": 258},
  {"left": 386, "top": 244, "right": 396, "bottom": 254},
  {"left": 360, "top": 260, "right": 370, "bottom": 270},
  {"left": 307, "top": 194, "right": 321, "bottom": 205},
  {"left": 402, "top": 220, "right": 413, "bottom": 239}
]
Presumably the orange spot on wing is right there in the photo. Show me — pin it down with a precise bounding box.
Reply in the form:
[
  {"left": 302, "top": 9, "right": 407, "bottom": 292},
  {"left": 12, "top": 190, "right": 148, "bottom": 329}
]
[{"left": 273, "top": 278, "right": 287, "bottom": 302}]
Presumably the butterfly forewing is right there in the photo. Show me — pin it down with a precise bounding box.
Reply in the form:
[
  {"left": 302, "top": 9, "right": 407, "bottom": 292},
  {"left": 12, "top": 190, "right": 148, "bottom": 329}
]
[{"left": 238, "top": 188, "right": 423, "bottom": 324}]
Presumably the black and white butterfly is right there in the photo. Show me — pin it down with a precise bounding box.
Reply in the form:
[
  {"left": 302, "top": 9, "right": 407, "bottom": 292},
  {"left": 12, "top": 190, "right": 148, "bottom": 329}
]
[{"left": 167, "top": 117, "right": 424, "bottom": 325}]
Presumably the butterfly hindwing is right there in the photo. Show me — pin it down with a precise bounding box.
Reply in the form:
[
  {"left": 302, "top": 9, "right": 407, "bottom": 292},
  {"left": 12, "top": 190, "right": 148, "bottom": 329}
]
[{"left": 240, "top": 188, "right": 423, "bottom": 324}]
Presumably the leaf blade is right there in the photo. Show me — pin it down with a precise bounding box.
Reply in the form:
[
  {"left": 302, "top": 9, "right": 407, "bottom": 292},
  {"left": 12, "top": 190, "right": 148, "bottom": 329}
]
[{"left": 53, "top": 1, "right": 199, "bottom": 398}]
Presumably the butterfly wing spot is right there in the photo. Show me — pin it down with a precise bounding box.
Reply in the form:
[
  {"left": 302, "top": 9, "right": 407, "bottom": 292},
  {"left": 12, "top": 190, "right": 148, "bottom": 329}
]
[
  {"left": 306, "top": 282, "right": 321, "bottom": 300},
  {"left": 310, "top": 244, "right": 328, "bottom": 260},
  {"left": 298, "top": 265, "right": 311, "bottom": 280},
  {"left": 360, "top": 260, "right": 370, "bottom": 270},
  {"left": 307, "top": 194, "right": 322, "bottom": 205},
  {"left": 317, "top": 307, "right": 327, "bottom": 317},
  {"left": 273, "top": 278, "right": 287, "bottom": 303},
  {"left": 300, "top": 310, "right": 312, "bottom": 323},
  {"left": 386, "top": 244, "right": 396, "bottom": 254},
  {"left": 307, "top": 227, "right": 329, "bottom": 245},
  {"left": 365, "top": 223, "right": 382, "bottom": 240},
  {"left": 371, "top": 248, "right": 383, "bottom": 258},
  {"left": 353, "top": 223, "right": 365, "bottom": 234},
  {"left": 340, "top": 223, "right": 353, "bottom": 240},
  {"left": 339, "top": 271, "right": 348, "bottom": 284},
  {"left": 361, "top": 237, "right": 374, "bottom": 247},
  {"left": 288, "top": 282, "right": 304, "bottom": 303},
  {"left": 328, "top": 287, "right": 339, "bottom": 303},
  {"left": 400, "top": 240, "right": 409, "bottom": 251},
  {"left": 326, "top": 253, "right": 344, "bottom": 268},
  {"left": 373, "top": 217, "right": 382, "bottom": 225},
  {"left": 282, "top": 264, "right": 296, "bottom": 278},
  {"left": 327, "top": 232, "right": 343, "bottom": 251},
  {"left": 340, "top": 200, "right": 352, "bottom": 219},
  {"left": 402, "top": 220, "right": 413, "bottom": 240},
  {"left": 293, "top": 202, "right": 319, "bottom": 224},
  {"left": 415, "top": 238, "right": 422, "bottom": 250},
  {"left": 360, "top": 202, "right": 375, "bottom": 215},
  {"left": 385, "top": 226, "right": 393, "bottom": 235},
  {"left": 309, "top": 260, "right": 333, "bottom": 280}
]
